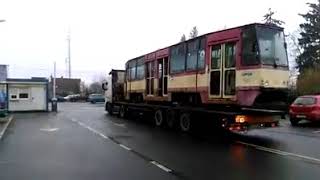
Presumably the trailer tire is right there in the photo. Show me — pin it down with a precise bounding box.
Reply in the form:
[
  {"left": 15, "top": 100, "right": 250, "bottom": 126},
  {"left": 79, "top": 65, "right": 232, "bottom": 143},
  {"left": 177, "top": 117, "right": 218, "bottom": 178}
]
[
  {"left": 180, "top": 112, "right": 192, "bottom": 132},
  {"left": 166, "top": 109, "right": 178, "bottom": 129},
  {"left": 118, "top": 105, "right": 127, "bottom": 118},
  {"left": 154, "top": 109, "right": 164, "bottom": 127},
  {"left": 106, "top": 103, "right": 114, "bottom": 115}
]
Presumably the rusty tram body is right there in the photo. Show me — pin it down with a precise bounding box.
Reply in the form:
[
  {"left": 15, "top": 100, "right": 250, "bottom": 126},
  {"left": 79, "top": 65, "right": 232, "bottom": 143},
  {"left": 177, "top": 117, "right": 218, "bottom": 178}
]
[{"left": 105, "top": 23, "right": 289, "bottom": 132}]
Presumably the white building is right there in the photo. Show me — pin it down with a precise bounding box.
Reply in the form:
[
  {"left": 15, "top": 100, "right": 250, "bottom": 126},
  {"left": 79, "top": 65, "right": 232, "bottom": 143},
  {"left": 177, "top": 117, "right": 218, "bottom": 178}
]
[{"left": 6, "top": 78, "right": 49, "bottom": 112}]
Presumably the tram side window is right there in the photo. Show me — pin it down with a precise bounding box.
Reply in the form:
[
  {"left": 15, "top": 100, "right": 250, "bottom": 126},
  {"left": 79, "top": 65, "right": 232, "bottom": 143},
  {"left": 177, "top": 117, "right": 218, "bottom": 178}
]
[
  {"left": 136, "top": 65, "right": 145, "bottom": 80},
  {"left": 197, "top": 38, "right": 206, "bottom": 69},
  {"left": 186, "top": 39, "right": 198, "bottom": 71},
  {"left": 211, "top": 46, "right": 221, "bottom": 69},
  {"left": 130, "top": 66, "right": 136, "bottom": 80},
  {"left": 125, "top": 65, "right": 129, "bottom": 81},
  {"left": 242, "top": 27, "right": 260, "bottom": 66},
  {"left": 170, "top": 43, "right": 186, "bottom": 73},
  {"left": 225, "top": 43, "right": 236, "bottom": 68}
]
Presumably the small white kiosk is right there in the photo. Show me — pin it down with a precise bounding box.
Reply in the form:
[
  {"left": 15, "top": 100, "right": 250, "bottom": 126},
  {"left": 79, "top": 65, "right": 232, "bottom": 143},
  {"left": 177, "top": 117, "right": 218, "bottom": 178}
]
[{"left": 6, "top": 78, "right": 49, "bottom": 112}]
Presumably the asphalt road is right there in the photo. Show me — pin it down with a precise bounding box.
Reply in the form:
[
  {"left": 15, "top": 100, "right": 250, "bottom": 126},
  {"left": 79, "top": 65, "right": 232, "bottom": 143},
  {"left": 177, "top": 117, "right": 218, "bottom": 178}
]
[{"left": 1, "top": 102, "right": 320, "bottom": 180}]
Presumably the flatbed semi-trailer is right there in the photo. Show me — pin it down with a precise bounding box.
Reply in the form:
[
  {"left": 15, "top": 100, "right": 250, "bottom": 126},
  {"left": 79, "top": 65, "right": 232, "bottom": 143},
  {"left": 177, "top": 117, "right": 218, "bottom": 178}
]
[
  {"left": 103, "top": 69, "right": 284, "bottom": 132},
  {"left": 106, "top": 100, "right": 282, "bottom": 132}
]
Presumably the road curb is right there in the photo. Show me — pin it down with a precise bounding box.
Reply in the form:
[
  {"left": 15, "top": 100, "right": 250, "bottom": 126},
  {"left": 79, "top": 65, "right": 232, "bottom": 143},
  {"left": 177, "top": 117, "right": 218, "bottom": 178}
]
[{"left": 0, "top": 115, "right": 13, "bottom": 140}]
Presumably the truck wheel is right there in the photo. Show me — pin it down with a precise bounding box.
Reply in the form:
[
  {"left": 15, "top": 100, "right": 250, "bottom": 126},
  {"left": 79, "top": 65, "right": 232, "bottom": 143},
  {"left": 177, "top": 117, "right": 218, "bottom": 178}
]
[
  {"left": 106, "top": 103, "right": 113, "bottom": 115},
  {"left": 166, "top": 109, "right": 177, "bottom": 129},
  {"left": 290, "top": 118, "right": 299, "bottom": 126},
  {"left": 154, "top": 109, "right": 164, "bottom": 127},
  {"left": 180, "top": 112, "right": 192, "bottom": 132},
  {"left": 118, "top": 105, "right": 127, "bottom": 118}
]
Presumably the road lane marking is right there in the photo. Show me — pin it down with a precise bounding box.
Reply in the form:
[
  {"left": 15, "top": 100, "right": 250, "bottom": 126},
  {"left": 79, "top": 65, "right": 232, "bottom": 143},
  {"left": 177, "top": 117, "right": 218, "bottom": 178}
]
[
  {"left": 97, "top": 132, "right": 109, "bottom": 139},
  {"left": 236, "top": 141, "right": 320, "bottom": 164},
  {"left": 150, "top": 161, "right": 172, "bottom": 173},
  {"left": 119, "top": 144, "right": 131, "bottom": 151},
  {"left": 313, "top": 130, "right": 320, "bottom": 134},
  {"left": 40, "top": 128, "right": 59, "bottom": 132},
  {"left": 72, "top": 119, "right": 114, "bottom": 141},
  {"left": 112, "top": 123, "right": 126, "bottom": 128},
  {"left": 0, "top": 116, "right": 13, "bottom": 140},
  {"left": 70, "top": 118, "right": 181, "bottom": 176}
]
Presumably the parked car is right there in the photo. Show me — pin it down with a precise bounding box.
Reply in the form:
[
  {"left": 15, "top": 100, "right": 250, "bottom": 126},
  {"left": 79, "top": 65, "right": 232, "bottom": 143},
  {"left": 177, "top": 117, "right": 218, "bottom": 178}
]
[
  {"left": 64, "top": 94, "right": 80, "bottom": 102},
  {"left": 56, "top": 95, "right": 66, "bottom": 102},
  {"left": 50, "top": 95, "right": 65, "bottom": 102},
  {"left": 88, "top": 94, "right": 105, "bottom": 104},
  {"left": 289, "top": 95, "right": 320, "bottom": 126}
]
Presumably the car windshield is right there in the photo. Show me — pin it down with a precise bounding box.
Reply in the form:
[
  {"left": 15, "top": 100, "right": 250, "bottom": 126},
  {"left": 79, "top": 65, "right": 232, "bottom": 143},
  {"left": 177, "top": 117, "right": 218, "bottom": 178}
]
[
  {"left": 293, "top": 97, "right": 316, "bottom": 105},
  {"left": 256, "top": 27, "right": 288, "bottom": 66}
]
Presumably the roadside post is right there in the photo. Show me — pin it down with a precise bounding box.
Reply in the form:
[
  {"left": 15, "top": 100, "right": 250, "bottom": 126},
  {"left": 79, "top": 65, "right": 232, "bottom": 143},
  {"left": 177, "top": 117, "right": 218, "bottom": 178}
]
[{"left": 51, "top": 61, "right": 58, "bottom": 112}]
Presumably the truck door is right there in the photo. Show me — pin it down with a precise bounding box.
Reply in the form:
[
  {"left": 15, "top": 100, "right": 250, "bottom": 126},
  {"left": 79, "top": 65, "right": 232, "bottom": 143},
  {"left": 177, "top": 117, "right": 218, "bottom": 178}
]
[{"left": 209, "top": 42, "right": 236, "bottom": 99}]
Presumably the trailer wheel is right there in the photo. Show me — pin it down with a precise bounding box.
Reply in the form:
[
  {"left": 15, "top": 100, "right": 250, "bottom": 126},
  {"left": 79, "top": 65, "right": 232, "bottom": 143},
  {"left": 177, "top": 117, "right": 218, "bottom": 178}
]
[
  {"left": 154, "top": 109, "right": 164, "bottom": 127},
  {"left": 118, "top": 105, "right": 127, "bottom": 118},
  {"left": 106, "top": 103, "right": 113, "bottom": 115},
  {"left": 166, "top": 109, "right": 177, "bottom": 129},
  {"left": 180, "top": 112, "right": 192, "bottom": 132}
]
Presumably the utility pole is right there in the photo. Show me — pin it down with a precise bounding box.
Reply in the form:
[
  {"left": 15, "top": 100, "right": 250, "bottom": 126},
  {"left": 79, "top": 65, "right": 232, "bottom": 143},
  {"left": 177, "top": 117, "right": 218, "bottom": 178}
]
[
  {"left": 67, "top": 32, "right": 71, "bottom": 78},
  {"left": 53, "top": 61, "right": 56, "bottom": 99}
]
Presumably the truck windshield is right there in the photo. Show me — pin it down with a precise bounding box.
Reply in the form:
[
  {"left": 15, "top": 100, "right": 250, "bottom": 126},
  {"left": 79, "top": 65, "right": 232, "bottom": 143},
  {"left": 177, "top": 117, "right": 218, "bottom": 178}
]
[{"left": 256, "top": 27, "right": 288, "bottom": 66}]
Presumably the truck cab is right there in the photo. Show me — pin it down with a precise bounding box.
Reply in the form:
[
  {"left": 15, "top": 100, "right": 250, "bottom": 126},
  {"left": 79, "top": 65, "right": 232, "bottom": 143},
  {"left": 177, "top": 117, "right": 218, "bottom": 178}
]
[{"left": 102, "top": 70, "right": 125, "bottom": 113}]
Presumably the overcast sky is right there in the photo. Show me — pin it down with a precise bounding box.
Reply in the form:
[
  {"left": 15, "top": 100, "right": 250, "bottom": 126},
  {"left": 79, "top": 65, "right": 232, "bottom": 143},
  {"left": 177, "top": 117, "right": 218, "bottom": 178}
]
[{"left": 0, "top": 0, "right": 316, "bottom": 83}]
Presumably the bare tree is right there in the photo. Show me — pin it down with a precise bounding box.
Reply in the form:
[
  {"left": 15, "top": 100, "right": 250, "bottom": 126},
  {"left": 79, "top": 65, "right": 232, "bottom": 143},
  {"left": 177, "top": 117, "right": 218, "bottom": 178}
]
[
  {"left": 80, "top": 81, "right": 89, "bottom": 96},
  {"left": 89, "top": 82, "right": 103, "bottom": 94},
  {"left": 189, "top": 26, "right": 198, "bottom": 39},
  {"left": 286, "top": 30, "right": 302, "bottom": 87},
  {"left": 180, "top": 34, "right": 186, "bottom": 42},
  {"left": 263, "top": 8, "right": 285, "bottom": 26},
  {"left": 89, "top": 73, "right": 107, "bottom": 94}
]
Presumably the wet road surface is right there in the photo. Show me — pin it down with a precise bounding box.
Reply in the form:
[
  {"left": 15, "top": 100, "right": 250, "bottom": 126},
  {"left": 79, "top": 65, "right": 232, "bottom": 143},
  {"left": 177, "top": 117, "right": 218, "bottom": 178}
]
[{"left": 1, "top": 102, "right": 320, "bottom": 180}]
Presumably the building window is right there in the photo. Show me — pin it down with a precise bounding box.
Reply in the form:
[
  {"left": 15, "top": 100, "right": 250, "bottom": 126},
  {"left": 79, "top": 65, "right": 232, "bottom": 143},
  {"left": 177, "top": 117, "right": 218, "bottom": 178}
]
[
  {"left": 10, "top": 94, "right": 17, "bottom": 100},
  {"left": 10, "top": 88, "right": 30, "bottom": 100},
  {"left": 19, "top": 93, "right": 29, "bottom": 99}
]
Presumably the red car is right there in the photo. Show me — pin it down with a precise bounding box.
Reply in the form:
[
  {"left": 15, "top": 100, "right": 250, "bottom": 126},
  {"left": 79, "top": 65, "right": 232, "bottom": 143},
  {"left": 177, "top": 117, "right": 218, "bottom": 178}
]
[{"left": 289, "top": 95, "right": 320, "bottom": 126}]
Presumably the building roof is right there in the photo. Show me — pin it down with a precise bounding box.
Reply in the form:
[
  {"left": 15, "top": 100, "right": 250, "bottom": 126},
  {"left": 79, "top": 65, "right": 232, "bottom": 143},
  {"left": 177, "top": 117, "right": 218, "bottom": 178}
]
[{"left": 6, "top": 77, "right": 48, "bottom": 83}]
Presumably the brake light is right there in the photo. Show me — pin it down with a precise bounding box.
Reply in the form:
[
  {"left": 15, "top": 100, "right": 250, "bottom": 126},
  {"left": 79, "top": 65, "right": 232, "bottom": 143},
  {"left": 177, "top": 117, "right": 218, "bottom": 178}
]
[{"left": 235, "top": 115, "right": 247, "bottom": 123}]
